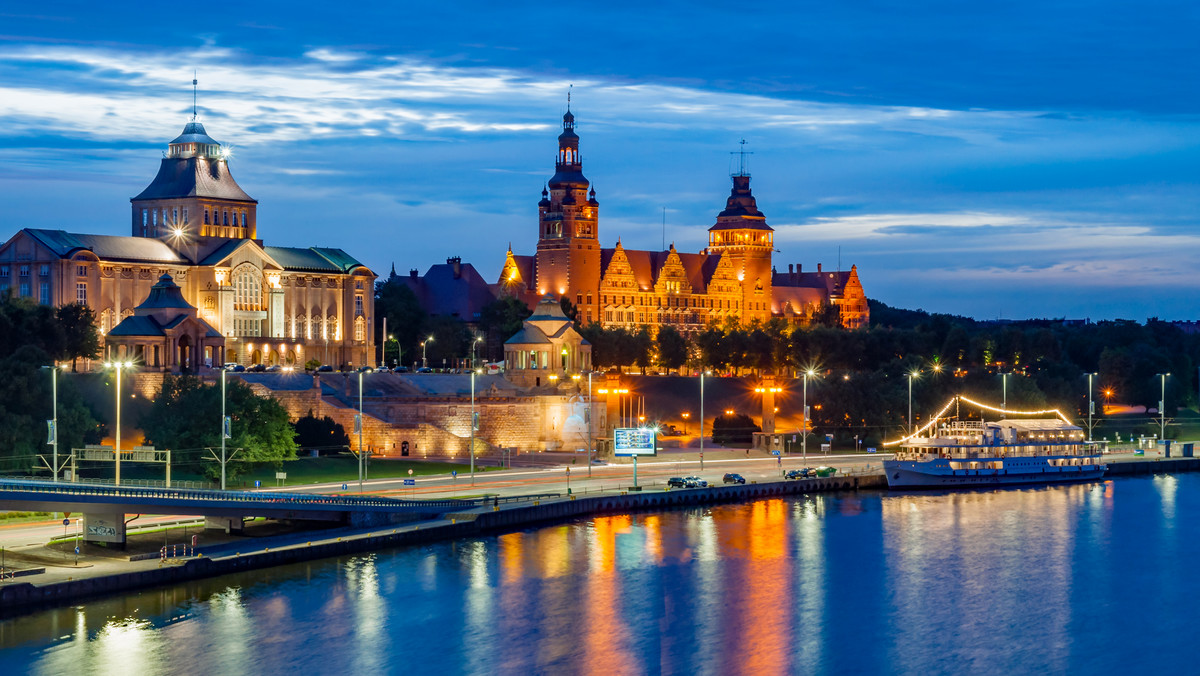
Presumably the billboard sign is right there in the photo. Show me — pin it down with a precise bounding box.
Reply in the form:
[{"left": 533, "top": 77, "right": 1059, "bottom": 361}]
[{"left": 614, "top": 428, "right": 657, "bottom": 457}]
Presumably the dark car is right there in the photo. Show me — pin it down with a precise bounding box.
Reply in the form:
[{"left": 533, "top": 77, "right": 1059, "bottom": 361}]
[
  {"left": 317, "top": 365, "right": 333, "bottom": 372},
  {"left": 722, "top": 473, "right": 746, "bottom": 485},
  {"left": 248, "top": 364, "right": 266, "bottom": 372},
  {"left": 784, "top": 469, "right": 806, "bottom": 480},
  {"left": 416, "top": 367, "right": 433, "bottom": 373},
  {"left": 667, "top": 477, "right": 687, "bottom": 488},
  {"left": 393, "top": 366, "right": 410, "bottom": 373}
]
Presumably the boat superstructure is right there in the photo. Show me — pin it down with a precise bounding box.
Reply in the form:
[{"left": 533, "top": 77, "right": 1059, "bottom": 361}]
[{"left": 884, "top": 413, "right": 1106, "bottom": 488}]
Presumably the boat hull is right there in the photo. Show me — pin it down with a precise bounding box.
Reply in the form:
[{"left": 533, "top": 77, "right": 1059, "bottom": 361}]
[{"left": 884, "top": 462, "right": 1107, "bottom": 489}]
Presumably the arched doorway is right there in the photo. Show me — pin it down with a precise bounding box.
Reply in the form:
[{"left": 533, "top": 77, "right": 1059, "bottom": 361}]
[
  {"left": 178, "top": 335, "right": 192, "bottom": 373},
  {"left": 251, "top": 349, "right": 262, "bottom": 365},
  {"left": 226, "top": 349, "right": 237, "bottom": 364}
]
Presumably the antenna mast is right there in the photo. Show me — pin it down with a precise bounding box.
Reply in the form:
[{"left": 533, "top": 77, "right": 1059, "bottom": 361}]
[
  {"left": 730, "top": 139, "right": 753, "bottom": 176},
  {"left": 192, "top": 71, "right": 198, "bottom": 120}
]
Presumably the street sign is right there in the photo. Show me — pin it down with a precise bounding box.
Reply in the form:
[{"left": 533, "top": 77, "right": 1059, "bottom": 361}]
[
  {"left": 771, "top": 450, "right": 781, "bottom": 456},
  {"left": 47, "top": 420, "right": 56, "bottom": 445},
  {"left": 342, "top": 483, "right": 348, "bottom": 490},
  {"left": 867, "top": 447, "right": 877, "bottom": 453},
  {"left": 408, "top": 468, "right": 414, "bottom": 476},
  {"left": 223, "top": 416, "right": 232, "bottom": 440},
  {"left": 826, "top": 434, "right": 834, "bottom": 441},
  {"left": 254, "top": 480, "right": 261, "bottom": 488},
  {"left": 792, "top": 435, "right": 797, "bottom": 443},
  {"left": 62, "top": 518, "right": 69, "bottom": 526},
  {"left": 74, "top": 546, "right": 79, "bottom": 555},
  {"left": 452, "top": 470, "right": 457, "bottom": 478},
  {"left": 403, "top": 479, "right": 415, "bottom": 486}
]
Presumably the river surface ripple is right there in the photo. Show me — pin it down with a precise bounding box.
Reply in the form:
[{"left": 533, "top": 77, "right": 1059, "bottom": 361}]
[{"left": 0, "top": 474, "right": 1193, "bottom": 675}]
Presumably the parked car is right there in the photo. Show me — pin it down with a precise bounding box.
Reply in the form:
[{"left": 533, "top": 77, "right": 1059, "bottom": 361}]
[
  {"left": 356, "top": 366, "right": 374, "bottom": 373},
  {"left": 667, "top": 477, "right": 687, "bottom": 488},
  {"left": 784, "top": 469, "right": 807, "bottom": 480},
  {"left": 416, "top": 367, "right": 433, "bottom": 373},
  {"left": 317, "top": 365, "right": 333, "bottom": 372},
  {"left": 223, "top": 363, "right": 245, "bottom": 372},
  {"left": 684, "top": 476, "right": 708, "bottom": 488},
  {"left": 248, "top": 364, "right": 266, "bottom": 372},
  {"left": 265, "top": 365, "right": 282, "bottom": 372},
  {"left": 392, "top": 366, "right": 410, "bottom": 373},
  {"left": 722, "top": 473, "right": 746, "bottom": 485}
]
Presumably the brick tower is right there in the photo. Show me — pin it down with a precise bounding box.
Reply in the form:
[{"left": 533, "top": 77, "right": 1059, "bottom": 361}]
[
  {"left": 705, "top": 156, "right": 774, "bottom": 324},
  {"left": 534, "top": 105, "right": 602, "bottom": 324}
]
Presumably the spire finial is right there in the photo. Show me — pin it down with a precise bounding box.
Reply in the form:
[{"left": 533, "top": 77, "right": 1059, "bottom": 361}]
[
  {"left": 192, "top": 71, "right": 198, "bottom": 121},
  {"left": 731, "top": 138, "right": 753, "bottom": 177},
  {"left": 567, "top": 84, "right": 572, "bottom": 112}
]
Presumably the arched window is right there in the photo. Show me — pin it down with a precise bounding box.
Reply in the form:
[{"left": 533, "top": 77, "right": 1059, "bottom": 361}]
[
  {"left": 354, "top": 316, "right": 365, "bottom": 342},
  {"left": 232, "top": 267, "right": 262, "bottom": 311},
  {"left": 328, "top": 315, "right": 340, "bottom": 341},
  {"left": 310, "top": 314, "right": 320, "bottom": 340}
]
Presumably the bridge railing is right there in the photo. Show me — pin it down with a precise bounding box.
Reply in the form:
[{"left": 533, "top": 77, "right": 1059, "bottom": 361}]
[{"left": 0, "top": 479, "right": 476, "bottom": 511}]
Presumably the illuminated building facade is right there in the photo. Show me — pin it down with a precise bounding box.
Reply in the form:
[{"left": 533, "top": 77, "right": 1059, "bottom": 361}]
[
  {"left": 0, "top": 120, "right": 376, "bottom": 369},
  {"left": 498, "top": 109, "right": 869, "bottom": 331}
]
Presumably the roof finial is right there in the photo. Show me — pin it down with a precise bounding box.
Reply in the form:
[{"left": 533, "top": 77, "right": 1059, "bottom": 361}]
[
  {"left": 730, "top": 138, "right": 753, "bottom": 177},
  {"left": 567, "top": 84, "right": 572, "bottom": 112},
  {"left": 192, "top": 71, "right": 198, "bottom": 121}
]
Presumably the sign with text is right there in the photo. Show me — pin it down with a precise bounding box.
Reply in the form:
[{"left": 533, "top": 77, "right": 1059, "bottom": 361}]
[{"left": 613, "top": 428, "right": 657, "bottom": 457}]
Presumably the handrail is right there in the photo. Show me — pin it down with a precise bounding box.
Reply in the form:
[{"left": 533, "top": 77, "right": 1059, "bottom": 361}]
[{"left": 0, "top": 479, "right": 477, "bottom": 511}]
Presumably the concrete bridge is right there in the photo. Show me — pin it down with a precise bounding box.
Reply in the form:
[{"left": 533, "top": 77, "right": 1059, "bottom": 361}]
[{"left": 0, "top": 480, "right": 475, "bottom": 548}]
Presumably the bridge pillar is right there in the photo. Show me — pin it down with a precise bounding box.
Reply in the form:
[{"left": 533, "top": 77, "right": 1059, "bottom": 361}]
[
  {"left": 205, "top": 516, "right": 245, "bottom": 534},
  {"left": 83, "top": 513, "right": 126, "bottom": 549}
]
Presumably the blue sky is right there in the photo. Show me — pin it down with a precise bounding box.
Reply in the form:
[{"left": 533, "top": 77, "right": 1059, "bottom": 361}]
[{"left": 2, "top": 1, "right": 1198, "bottom": 319}]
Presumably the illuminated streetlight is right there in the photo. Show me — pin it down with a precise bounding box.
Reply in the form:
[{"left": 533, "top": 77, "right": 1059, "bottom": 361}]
[
  {"left": 40, "top": 364, "right": 67, "bottom": 481},
  {"left": 1086, "top": 372, "right": 1098, "bottom": 442},
  {"left": 103, "top": 361, "right": 134, "bottom": 485},
  {"left": 1157, "top": 373, "right": 1171, "bottom": 441},
  {"left": 681, "top": 411, "right": 690, "bottom": 435},
  {"left": 907, "top": 370, "right": 920, "bottom": 435},
  {"left": 700, "top": 370, "right": 712, "bottom": 470},
  {"left": 471, "top": 336, "right": 483, "bottom": 369},
  {"left": 421, "top": 336, "right": 434, "bottom": 369},
  {"left": 803, "top": 369, "right": 815, "bottom": 458}
]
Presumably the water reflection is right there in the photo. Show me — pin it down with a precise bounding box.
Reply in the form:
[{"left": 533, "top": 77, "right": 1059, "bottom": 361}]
[{"left": 4, "top": 476, "right": 1198, "bottom": 674}]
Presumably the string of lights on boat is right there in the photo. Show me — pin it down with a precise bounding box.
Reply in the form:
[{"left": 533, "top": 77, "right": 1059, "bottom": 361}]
[{"left": 881, "top": 395, "right": 1072, "bottom": 447}]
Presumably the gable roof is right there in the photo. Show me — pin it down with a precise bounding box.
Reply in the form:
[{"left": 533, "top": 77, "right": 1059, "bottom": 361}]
[
  {"left": 403, "top": 260, "right": 497, "bottom": 320},
  {"left": 22, "top": 229, "right": 187, "bottom": 264},
  {"left": 773, "top": 269, "right": 853, "bottom": 295}
]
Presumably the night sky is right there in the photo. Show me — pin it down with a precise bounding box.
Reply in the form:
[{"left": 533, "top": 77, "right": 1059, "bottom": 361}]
[{"left": 2, "top": 2, "right": 1198, "bottom": 320}]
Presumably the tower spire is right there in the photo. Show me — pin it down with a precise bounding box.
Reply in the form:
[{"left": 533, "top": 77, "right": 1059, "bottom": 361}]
[
  {"left": 192, "top": 71, "right": 198, "bottom": 120},
  {"left": 567, "top": 83, "right": 572, "bottom": 112},
  {"left": 731, "top": 139, "right": 753, "bottom": 177}
]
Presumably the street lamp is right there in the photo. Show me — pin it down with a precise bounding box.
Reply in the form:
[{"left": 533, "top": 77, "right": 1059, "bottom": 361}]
[
  {"left": 220, "top": 367, "right": 231, "bottom": 490},
  {"left": 471, "top": 336, "right": 482, "bottom": 369},
  {"left": 681, "top": 412, "right": 690, "bottom": 435},
  {"left": 907, "top": 370, "right": 920, "bottom": 436},
  {"left": 470, "top": 368, "right": 478, "bottom": 485},
  {"left": 357, "top": 370, "right": 365, "bottom": 492},
  {"left": 422, "top": 336, "right": 434, "bottom": 369},
  {"left": 40, "top": 364, "right": 66, "bottom": 481},
  {"left": 700, "top": 370, "right": 712, "bottom": 470},
  {"left": 1086, "top": 372, "right": 1097, "bottom": 442},
  {"left": 586, "top": 371, "right": 594, "bottom": 477},
  {"left": 1157, "top": 373, "right": 1171, "bottom": 441},
  {"left": 803, "top": 369, "right": 815, "bottom": 458},
  {"left": 103, "top": 361, "right": 134, "bottom": 486},
  {"left": 1000, "top": 372, "right": 1010, "bottom": 418}
]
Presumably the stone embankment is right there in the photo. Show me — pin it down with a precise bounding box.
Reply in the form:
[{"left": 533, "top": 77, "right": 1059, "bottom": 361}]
[{"left": 0, "top": 475, "right": 882, "bottom": 614}]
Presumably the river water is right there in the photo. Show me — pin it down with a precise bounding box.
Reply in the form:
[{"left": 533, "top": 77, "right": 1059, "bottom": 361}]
[{"left": 0, "top": 474, "right": 1194, "bottom": 675}]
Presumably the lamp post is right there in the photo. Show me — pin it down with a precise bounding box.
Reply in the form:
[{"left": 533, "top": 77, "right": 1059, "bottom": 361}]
[
  {"left": 700, "top": 371, "right": 711, "bottom": 470},
  {"left": 41, "top": 365, "right": 65, "bottom": 481},
  {"left": 1086, "top": 372, "right": 1097, "bottom": 442},
  {"left": 357, "top": 370, "right": 365, "bottom": 492},
  {"left": 1001, "top": 372, "right": 1010, "bottom": 418},
  {"left": 220, "top": 367, "right": 229, "bottom": 490},
  {"left": 422, "top": 336, "right": 434, "bottom": 369},
  {"left": 586, "top": 371, "right": 593, "bottom": 478},
  {"left": 681, "top": 412, "right": 689, "bottom": 435},
  {"left": 803, "top": 369, "right": 814, "bottom": 458},
  {"left": 470, "top": 369, "right": 477, "bottom": 485},
  {"left": 103, "top": 361, "right": 133, "bottom": 486},
  {"left": 471, "top": 336, "right": 482, "bottom": 370},
  {"left": 1158, "top": 373, "right": 1171, "bottom": 441},
  {"left": 907, "top": 370, "right": 920, "bottom": 436}
]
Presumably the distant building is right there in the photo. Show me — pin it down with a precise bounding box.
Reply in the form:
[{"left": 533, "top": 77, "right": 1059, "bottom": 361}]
[
  {"left": 105, "top": 273, "right": 223, "bottom": 371},
  {"left": 0, "top": 118, "right": 376, "bottom": 369},
  {"left": 395, "top": 257, "right": 497, "bottom": 327},
  {"left": 498, "top": 107, "right": 868, "bottom": 330}
]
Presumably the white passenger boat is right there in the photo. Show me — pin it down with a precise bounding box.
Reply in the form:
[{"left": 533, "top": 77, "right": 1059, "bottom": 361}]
[{"left": 884, "top": 417, "right": 1106, "bottom": 489}]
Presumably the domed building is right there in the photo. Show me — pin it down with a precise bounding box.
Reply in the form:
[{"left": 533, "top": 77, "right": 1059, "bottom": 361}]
[{"left": 0, "top": 118, "right": 377, "bottom": 369}]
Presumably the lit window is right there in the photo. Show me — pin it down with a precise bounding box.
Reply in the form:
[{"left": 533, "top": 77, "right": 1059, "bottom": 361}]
[
  {"left": 232, "top": 267, "right": 263, "bottom": 311},
  {"left": 204, "top": 209, "right": 210, "bottom": 225},
  {"left": 354, "top": 294, "right": 364, "bottom": 316},
  {"left": 77, "top": 265, "right": 87, "bottom": 277},
  {"left": 354, "top": 316, "right": 365, "bottom": 342},
  {"left": 76, "top": 282, "right": 86, "bottom": 304}
]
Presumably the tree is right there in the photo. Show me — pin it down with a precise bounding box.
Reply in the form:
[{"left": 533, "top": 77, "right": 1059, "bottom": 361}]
[
  {"left": 141, "top": 375, "right": 297, "bottom": 480},
  {"left": 293, "top": 410, "right": 350, "bottom": 455},
  {"left": 560, "top": 297, "right": 579, "bottom": 324},
  {"left": 633, "top": 326, "right": 652, "bottom": 374},
  {"left": 0, "top": 345, "right": 100, "bottom": 472},
  {"left": 375, "top": 278, "right": 427, "bottom": 365},
  {"left": 57, "top": 303, "right": 101, "bottom": 372},
  {"left": 479, "top": 295, "right": 532, "bottom": 362},
  {"left": 655, "top": 325, "right": 689, "bottom": 372},
  {"left": 711, "top": 412, "right": 760, "bottom": 445}
]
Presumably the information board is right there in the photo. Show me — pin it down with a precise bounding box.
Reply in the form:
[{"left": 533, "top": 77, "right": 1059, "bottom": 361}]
[{"left": 614, "top": 428, "right": 657, "bottom": 457}]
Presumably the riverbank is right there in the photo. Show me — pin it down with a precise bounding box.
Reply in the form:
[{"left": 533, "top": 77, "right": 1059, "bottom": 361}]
[{"left": 0, "top": 474, "right": 880, "bottom": 615}]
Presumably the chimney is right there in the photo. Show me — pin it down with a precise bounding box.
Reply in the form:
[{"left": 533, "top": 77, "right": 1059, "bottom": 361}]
[
  {"left": 797, "top": 263, "right": 802, "bottom": 273},
  {"left": 409, "top": 268, "right": 418, "bottom": 280},
  {"left": 817, "top": 263, "right": 822, "bottom": 273},
  {"left": 447, "top": 256, "right": 462, "bottom": 279},
  {"left": 788, "top": 264, "right": 793, "bottom": 274}
]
